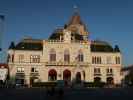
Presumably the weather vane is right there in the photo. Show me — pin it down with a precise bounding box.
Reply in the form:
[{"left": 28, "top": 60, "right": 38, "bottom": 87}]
[{"left": 73, "top": 5, "right": 79, "bottom": 15}]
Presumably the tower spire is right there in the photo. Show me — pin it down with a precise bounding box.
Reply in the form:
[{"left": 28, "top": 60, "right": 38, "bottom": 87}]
[{"left": 73, "top": 5, "right": 79, "bottom": 16}]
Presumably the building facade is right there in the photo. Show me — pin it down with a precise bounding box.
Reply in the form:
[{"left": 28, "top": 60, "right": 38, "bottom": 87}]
[{"left": 8, "top": 11, "right": 122, "bottom": 86}]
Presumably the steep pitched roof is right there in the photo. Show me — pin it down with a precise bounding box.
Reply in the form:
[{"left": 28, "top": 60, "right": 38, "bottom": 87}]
[{"left": 68, "top": 12, "right": 83, "bottom": 25}]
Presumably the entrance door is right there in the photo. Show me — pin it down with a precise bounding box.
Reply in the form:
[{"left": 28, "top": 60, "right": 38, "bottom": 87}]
[
  {"left": 63, "top": 69, "right": 71, "bottom": 86},
  {"left": 76, "top": 72, "right": 81, "bottom": 83},
  {"left": 48, "top": 69, "right": 57, "bottom": 81}
]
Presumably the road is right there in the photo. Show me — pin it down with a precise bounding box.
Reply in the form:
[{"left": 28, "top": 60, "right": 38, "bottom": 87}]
[{"left": 0, "top": 88, "right": 133, "bottom": 100}]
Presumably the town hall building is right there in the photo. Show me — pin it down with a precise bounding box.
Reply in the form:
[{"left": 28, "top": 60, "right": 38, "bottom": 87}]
[{"left": 8, "top": 10, "right": 122, "bottom": 86}]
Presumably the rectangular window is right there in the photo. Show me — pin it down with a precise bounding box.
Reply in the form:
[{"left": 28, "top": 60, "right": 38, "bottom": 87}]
[
  {"left": 30, "top": 55, "right": 40, "bottom": 63},
  {"left": 106, "top": 68, "right": 113, "bottom": 74},
  {"left": 94, "top": 68, "right": 101, "bottom": 74},
  {"left": 93, "top": 57, "right": 102, "bottom": 64},
  {"left": 78, "top": 54, "right": 84, "bottom": 62},
  {"left": 19, "top": 54, "right": 24, "bottom": 63},
  {"left": 17, "top": 67, "right": 24, "bottom": 72},
  {"left": 64, "top": 54, "right": 70, "bottom": 62},
  {"left": 116, "top": 57, "right": 120, "bottom": 64},
  {"left": 50, "top": 54, "right": 56, "bottom": 62},
  {"left": 31, "top": 67, "right": 38, "bottom": 72}
]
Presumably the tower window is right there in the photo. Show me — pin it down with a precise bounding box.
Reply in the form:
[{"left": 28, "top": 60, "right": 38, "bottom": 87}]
[
  {"left": 64, "top": 49, "right": 70, "bottom": 62},
  {"left": 77, "top": 50, "right": 84, "bottom": 62},
  {"left": 49, "top": 49, "right": 56, "bottom": 62}
]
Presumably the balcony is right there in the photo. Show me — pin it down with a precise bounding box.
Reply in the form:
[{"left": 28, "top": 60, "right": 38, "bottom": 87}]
[
  {"left": 15, "top": 72, "right": 25, "bottom": 79},
  {"left": 94, "top": 73, "right": 101, "bottom": 76},
  {"left": 45, "top": 61, "right": 89, "bottom": 67},
  {"left": 30, "top": 72, "right": 39, "bottom": 77},
  {"left": 106, "top": 73, "right": 113, "bottom": 76}
]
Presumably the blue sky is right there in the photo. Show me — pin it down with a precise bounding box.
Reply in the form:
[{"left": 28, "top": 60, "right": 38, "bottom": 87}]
[{"left": 0, "top": 0, "right": 133, "bottom": 66}]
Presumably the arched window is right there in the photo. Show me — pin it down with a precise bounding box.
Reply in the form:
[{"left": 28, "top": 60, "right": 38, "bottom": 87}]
[
  {"left": 99, "top": 57, "right": 102, "bottom": 64},
  {"left": 92, "top": 57, "right": 95, "bottom": 64},
  {"left": 115, "top": 57, "right": 120, "bottom": 64},
  {"left": 96, "top": 57, "right": 99, "bottom": 64},
  {"left": 49, "top": 49, "right": 56, "bottom": 62},
  {"left": 78, "top": 50, "right": 84, "bottom": 62},
  {"left": 64, "top": 49, "right": 70, "bottom": 62},
  {"left": 94, "top": 57, "right": 97, "bottom": 64}
]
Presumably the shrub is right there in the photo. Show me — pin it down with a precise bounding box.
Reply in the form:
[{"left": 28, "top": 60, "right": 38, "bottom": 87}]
[
  {"left": 32, "top": 82, "right": 57, "bottom": 87},
  {"left": 84, "top": 82, "right": 105, "bottom": 88}
]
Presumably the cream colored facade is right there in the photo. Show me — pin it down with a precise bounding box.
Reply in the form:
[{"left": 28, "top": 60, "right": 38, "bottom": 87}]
[{"left": 8, "top": 12, "right": 123, "bottom": 86}]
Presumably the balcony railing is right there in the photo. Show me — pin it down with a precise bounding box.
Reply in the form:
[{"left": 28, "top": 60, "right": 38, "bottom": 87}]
[
  {"left": 16, "top": 72, "right": 25, "bottom": 79},
  {"left": 94, "top": 73, "right": 101, "bottom": 76},
  {"left": 45, "top": 61, "right": 89, "bottom": 67},
  {"left": 106, "top": 73, "right": 113, "bottom": 76},
  {"left": 30, "top": 72, "right": 39, "bottom": 77}
]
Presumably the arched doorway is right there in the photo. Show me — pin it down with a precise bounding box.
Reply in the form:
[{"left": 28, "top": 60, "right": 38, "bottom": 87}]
[
  {"left": 107, "top": 77, "right": 114, "bottom": 85},
  {"left": 76, "top": 72, "right": 81, "bottom": 83},
  {"left": 48, "top": 69, "right": 57, "bottom": 81},
  {"left": 63, "top": 69, "right": 71, "bottom": 86}
]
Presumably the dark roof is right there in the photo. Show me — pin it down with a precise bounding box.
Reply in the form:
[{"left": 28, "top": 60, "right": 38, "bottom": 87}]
[
  {"left": 49, "top": 28, "right": 64, "bottom": 40},
  {"left": 122, "top": 65, "right": 133, "bottom": 71},
  {"left": 71, "top": 33, "right": 84, "bottom": 41},
  {"left": 0, "top": 63, "right": 8, "bottom": 68},
  {"left": 114, "top": 45, "right": 120, "bottom": 52},
  {"left": 66, "top": 11, "right": 88, "bottom": 32},
  {"left": 8, "top": 41, "right": 15, "bottom": 49},
  {"left": 91, "top": 40, "right": 120, "bottom": 52},
  {"left": 9, "top": 39, "right": 43, "bottom": 51}
]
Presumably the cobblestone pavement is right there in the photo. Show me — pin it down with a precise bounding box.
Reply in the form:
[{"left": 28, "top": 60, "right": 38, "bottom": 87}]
[{"left": 0, "top": 88, "right": 133, "bottom": 100}]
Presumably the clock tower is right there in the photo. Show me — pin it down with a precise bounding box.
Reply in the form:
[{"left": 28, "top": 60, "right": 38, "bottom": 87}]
[
  {"left": 63, "top": 29, "right": 71, "bottom": 43},
  {"left": 66, "top": 7, "right": 89, "bottom": 40}
]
